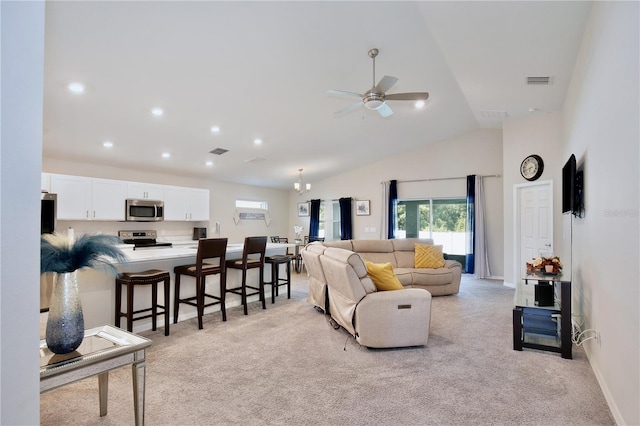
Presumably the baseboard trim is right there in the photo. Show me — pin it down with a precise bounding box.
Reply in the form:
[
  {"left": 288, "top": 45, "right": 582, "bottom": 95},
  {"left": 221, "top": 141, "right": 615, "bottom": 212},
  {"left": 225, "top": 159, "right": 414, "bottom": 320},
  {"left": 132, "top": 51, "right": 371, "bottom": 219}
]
[{"left": 584, "top": 345, "right": 625, "bottom": 425}]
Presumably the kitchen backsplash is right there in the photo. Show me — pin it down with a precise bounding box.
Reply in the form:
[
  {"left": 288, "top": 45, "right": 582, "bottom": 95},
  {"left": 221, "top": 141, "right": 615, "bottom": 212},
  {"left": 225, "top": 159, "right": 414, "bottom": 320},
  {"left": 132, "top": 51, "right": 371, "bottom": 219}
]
[{"left": 56, "top": 220, "right": 210, "bottom": 242}]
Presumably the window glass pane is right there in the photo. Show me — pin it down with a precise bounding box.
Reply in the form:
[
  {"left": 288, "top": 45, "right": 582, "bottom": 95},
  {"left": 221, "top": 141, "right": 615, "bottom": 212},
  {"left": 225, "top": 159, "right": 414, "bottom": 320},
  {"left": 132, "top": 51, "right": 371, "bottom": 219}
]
[
  {"left": 396, "top": 203, "right": 406, "bottom": 238},
  {"left": 318, "top": 203, "right": 325, "bottom": 238},
  {"left": 235, "top": 199, "right": 267, "bottom": 210},
  {"left": 396, "top": 198, "right": 466, "bottom": 255},
  {"left": 432, "top": 199, "right": 466, "bottom": 255},
  {"left": 332, "top": 201, "right": 341, "bottom": 241},
  {"left": 419, "top": 204, "right": 430, "bottom": 237}
]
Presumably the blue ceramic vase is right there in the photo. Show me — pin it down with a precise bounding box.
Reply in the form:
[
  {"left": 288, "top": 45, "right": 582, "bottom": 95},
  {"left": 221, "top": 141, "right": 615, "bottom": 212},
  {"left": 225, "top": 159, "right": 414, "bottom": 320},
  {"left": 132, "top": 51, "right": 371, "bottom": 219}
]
[{"left": 46, "top": 271, "right": 85, "bottom": 354}]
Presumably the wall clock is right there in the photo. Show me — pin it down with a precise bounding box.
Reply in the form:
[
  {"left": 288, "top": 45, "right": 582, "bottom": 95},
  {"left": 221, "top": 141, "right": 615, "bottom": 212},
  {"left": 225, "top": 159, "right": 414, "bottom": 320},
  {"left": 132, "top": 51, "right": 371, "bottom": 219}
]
[{"left": 520, "top": 154, "right": 544, "bottom": 181}]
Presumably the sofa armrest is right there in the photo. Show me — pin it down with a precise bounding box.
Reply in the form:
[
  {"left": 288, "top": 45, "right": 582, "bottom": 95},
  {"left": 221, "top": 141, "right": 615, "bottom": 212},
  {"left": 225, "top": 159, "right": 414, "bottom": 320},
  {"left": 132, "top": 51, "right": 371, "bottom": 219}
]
[
  {"left": 354, "top": 288, "right": 432, "bottom": 348},
  {"left": 444, "top": 259, "right": 462, "bottom": 270}
]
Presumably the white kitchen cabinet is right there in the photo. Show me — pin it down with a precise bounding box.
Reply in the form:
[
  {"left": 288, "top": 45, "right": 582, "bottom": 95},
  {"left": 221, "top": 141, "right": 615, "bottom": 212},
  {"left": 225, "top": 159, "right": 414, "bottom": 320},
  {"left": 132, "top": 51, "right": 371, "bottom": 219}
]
[
  {"left": 50, "top": 174, "right": 126, "bottom": 221},
  {"left": 163, "top": 187, "right": 188, "bottom": 221},
  {"left": 50, "top": 175, "right": 92, "bottom": 220},
  {"left": 163, "top": 186, "right": 209, "bottom": 221},
  {"left": 41, "top": 173, "right": 51, "bottom": 193},
  {"left": 187, "top": 188, "right": 210, "bottom": 221},
  {"left": 91, "top": 178, "right": 127, "bottom": 220},
  {"left": 126, "top": 182, "right": 164, "bottom": 201}
]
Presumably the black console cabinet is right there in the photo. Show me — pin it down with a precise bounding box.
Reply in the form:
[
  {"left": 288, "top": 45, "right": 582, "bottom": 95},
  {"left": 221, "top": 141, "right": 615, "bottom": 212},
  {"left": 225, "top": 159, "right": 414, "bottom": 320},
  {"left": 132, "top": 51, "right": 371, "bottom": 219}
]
[{"left": 513, "top": 276, "right": 572, "bottom": 359}]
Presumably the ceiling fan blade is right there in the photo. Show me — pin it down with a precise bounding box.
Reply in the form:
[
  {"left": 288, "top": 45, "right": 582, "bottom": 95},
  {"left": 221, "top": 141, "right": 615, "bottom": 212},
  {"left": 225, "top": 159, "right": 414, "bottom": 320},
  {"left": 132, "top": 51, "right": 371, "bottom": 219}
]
[
  {"left": 385, "top": 92, "right": 430, "bottom": 101},
  {"left": 375, "top": 76, "right": 398, "bottom": 94},
  {"left": 328, "top": 89, "right": 363, "bottom": 98},
  {"left": 377, "top": 103, "right": 393, "bottom": 118},
  {"left": 334, "top": 102, "right": 363, "bottom": 116}
]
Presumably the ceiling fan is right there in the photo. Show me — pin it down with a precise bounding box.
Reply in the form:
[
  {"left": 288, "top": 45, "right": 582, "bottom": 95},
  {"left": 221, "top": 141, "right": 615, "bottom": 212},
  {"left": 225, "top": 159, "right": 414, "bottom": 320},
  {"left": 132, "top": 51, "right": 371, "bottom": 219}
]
[{"left": 329, "top": 48, "right": 429, "bottom": 118}]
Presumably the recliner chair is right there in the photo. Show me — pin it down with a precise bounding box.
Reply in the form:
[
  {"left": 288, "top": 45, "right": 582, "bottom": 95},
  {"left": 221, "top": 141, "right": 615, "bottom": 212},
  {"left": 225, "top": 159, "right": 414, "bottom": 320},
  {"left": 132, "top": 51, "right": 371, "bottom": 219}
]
[{"left": 318, "top": 247, "right": 432, "bottom": 348}]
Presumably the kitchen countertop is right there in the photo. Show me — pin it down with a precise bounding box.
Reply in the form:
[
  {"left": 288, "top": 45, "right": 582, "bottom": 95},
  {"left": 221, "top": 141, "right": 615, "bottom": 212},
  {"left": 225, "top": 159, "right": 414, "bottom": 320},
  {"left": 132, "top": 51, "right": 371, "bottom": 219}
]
[{"left": 118, "top": 242, "right": 293, "bottom": 263}]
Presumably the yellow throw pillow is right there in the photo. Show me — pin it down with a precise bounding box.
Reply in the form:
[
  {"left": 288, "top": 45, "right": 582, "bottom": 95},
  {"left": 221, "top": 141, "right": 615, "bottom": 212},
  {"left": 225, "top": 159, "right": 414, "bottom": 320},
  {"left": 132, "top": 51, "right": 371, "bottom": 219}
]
[
  {"left": 415, "top": 244, "right": 446, "bottom": 268},
  {"left": 365, "top": 261, "right": 404, "bottom": 291}
]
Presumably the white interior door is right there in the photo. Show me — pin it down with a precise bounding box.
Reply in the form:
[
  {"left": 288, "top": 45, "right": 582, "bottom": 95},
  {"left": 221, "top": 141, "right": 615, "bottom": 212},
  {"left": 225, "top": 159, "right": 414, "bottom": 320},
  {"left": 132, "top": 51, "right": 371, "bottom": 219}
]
[{"left": 515, "top": 181, "right": 553, "bottom": 281}]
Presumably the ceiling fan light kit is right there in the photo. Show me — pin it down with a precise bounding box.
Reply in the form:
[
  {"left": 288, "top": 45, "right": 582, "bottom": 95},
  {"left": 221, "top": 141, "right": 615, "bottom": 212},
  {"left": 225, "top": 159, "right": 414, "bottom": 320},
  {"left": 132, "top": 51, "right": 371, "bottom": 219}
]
[
  {"left": 330, "top": 48, "right": 429, "bottom": 118},
  {"left": 363, "top": 91, "right": 385, "bottom": 110}
]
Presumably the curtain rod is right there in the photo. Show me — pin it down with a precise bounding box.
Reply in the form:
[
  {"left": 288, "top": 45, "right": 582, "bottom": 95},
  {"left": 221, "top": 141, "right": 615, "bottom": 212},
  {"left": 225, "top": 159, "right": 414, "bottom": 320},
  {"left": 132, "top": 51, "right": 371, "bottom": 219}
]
[
  {"left": 384, "top": 174, "right": 501, "bottom": 184},
  {"left": 300, "top": 197, "right": 354, "bottom": 202}
]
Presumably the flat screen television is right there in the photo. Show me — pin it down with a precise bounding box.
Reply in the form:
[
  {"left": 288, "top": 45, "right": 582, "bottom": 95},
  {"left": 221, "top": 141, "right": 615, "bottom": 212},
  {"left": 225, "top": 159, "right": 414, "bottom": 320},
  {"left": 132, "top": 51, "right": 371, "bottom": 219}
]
[{"left": 562, "top": 154, "right": 576, "bottom": 214}]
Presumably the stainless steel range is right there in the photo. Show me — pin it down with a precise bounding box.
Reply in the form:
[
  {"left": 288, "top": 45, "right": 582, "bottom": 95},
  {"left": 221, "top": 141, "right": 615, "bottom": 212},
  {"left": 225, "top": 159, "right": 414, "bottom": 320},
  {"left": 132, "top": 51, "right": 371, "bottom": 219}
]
[{"left": 118, "top": 230, "right": 172, "bottom": 249}]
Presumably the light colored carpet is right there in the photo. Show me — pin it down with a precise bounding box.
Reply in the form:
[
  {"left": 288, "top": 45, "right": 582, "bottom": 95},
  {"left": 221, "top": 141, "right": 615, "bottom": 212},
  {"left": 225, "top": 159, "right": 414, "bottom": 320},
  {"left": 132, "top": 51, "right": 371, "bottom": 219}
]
[{"left": 40, "top": 275, "right": 614, "bottom": 425}]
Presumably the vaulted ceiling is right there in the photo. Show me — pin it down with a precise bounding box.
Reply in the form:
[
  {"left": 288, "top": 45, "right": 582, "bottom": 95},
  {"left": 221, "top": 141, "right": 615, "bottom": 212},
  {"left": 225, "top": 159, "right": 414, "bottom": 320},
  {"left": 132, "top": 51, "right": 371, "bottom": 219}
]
[{"left": 43, "top": 1, "right": 592, "bottom": 189}]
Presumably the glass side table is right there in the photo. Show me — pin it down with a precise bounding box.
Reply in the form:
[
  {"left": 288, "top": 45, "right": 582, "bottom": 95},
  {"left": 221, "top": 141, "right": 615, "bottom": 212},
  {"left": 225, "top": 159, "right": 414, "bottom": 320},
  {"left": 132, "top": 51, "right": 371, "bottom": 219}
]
[
  {"left": 40, "top": 325, "right": 152, "bottom": 425},
  {"left": 513, "top": 273, "right": 572, "bottom": 359}
]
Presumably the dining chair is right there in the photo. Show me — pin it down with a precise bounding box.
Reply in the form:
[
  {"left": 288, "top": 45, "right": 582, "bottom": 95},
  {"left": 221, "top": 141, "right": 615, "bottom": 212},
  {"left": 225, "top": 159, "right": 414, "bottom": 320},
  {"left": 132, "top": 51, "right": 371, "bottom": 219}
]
[
  {"left": 265, "top": 253, "right": 291, "bottom": 303},
  {"left": 225, "top": 236, "right": 268, "bottom": 315},
  {"left": 300, "top": 236, "right": 324, "bottom": 272},
  {"left": 173, "top": 238, "right": 228, "bottom": 330},
  {"left": 303, "top": 236, "right": 325, "bottom": 244}
]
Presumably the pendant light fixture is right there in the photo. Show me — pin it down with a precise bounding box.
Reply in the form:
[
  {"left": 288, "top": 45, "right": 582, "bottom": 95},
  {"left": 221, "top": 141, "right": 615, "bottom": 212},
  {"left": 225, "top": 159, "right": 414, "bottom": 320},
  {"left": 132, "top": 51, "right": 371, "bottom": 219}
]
[{"left": 294, "top": 168, "right": 311, "bottom": 194}]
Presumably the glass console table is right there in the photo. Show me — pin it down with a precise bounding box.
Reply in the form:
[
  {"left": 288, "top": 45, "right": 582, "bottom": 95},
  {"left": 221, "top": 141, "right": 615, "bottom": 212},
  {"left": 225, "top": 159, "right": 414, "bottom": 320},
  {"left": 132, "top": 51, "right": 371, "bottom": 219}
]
[
  {"left": 40, "top": 325, "right": 152, "bottom": 425},
  {"left": 513, "top": 273, "right": 572, "bottom": 359}
]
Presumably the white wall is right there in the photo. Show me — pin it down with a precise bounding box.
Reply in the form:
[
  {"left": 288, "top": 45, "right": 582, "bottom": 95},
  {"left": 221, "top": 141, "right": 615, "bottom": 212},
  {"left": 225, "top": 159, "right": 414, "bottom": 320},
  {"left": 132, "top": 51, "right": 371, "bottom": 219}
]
[
  {"left": 0, "top": 2, "right": 44, "bottom": 424},
  {"left": 561, "top": 3, "right": 639, "bottom": 424},
  {"left": 502, "top": 112, "right": 565, "bottom": 286},
  {"left": 290, "top": 128, "right": 505, "bottom": 277},
  {"left": 503, "top": 3, "right": 639, "bottom": 424},
  {"left": 43, "top": 158, "right": 290, "bottom": 243}
]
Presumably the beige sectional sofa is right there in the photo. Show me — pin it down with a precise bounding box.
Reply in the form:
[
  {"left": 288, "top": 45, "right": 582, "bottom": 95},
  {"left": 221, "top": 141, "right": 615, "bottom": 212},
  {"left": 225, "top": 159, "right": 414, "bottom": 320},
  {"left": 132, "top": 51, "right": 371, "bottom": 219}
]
[
  {"left": 302, "top": 244, "right": 432, "bottom": 348},
  {"left": 323, "top": 238, "right": 462, "bottom": 296}
]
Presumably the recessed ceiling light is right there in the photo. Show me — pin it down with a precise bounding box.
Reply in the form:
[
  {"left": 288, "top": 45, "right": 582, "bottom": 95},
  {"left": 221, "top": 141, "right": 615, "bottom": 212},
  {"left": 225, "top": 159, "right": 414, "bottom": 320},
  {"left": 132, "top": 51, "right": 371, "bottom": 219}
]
[
  {"left": 151, "top": 108, "right": 164, "bottom": 116},
  {"left": 205, "top": 160, "right": 214, "bottom": 167},
  {"left": 415, "top": 100, "right": 425, "bottom": 109},
  {"left": 162, "top": 152, "right": 170, "bottom": 159},
  {"left": 67, "top": 82, "right": 85, "bottom": 94},
  {"left": 210, "top": 126, "right": 220, "bottom": 133},
  {"left": 103, "top": 141, "right": 113, "bottom": 148},
  {"left": 254, "top": 138, "right": 263, "bottom": 145}
]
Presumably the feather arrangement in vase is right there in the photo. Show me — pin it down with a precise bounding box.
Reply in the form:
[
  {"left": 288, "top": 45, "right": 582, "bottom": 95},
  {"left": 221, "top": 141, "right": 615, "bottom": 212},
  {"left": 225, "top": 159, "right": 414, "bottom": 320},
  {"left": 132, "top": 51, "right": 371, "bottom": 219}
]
[
  {"left": 41, "top": 233, "right": 127, "bottom": 275},
  {"left": 41, "top": 233, "right": 127, "bottom": 354}
]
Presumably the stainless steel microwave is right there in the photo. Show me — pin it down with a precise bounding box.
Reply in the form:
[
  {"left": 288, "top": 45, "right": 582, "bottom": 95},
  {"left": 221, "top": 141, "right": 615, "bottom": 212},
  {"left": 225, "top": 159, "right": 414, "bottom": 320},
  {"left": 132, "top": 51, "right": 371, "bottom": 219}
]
[{"left": 125, "top": 199, "right": 164, "bottom": 222}]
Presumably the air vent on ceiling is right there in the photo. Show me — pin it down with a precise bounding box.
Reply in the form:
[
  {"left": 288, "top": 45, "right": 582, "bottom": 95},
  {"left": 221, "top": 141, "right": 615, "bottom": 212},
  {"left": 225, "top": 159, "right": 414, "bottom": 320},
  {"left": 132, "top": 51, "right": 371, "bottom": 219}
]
[
  {"left": 209, "top": 147, "right": 229, "bottom": 155},
  {"left": 526, "top": 76, "right": 553, "bottom": 85},
  {"left": 480, "top": 109, "right": 508, "bottom": 119},
  {"left": 244, "top": 157, "right": 266, "bottom": 163}
]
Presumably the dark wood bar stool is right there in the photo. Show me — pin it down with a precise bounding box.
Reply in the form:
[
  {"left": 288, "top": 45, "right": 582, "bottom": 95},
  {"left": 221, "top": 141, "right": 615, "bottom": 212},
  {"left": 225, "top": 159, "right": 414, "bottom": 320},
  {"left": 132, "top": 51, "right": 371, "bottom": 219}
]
[
  {"left": 265, "top": 255, "right": 291, "bottom": 303},
  {"left": 225, "top": 236, "right": 268, "bottom": 315},
  {"left": 174, "top": 238, "right": 228, "bottom": 330},
  {"left": 115, "top": 269, "right": 171, "bottom": 336}
]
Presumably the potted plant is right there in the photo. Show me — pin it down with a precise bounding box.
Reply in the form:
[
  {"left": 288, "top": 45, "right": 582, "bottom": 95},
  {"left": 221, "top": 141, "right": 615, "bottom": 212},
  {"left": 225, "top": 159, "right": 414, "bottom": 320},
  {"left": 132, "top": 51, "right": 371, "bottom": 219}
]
[
  {"left": 526, "top": 256, "right": 562, "bottom": 275},
  {"left": 41, "top": 233, "right": 127, "bottom": 354}
]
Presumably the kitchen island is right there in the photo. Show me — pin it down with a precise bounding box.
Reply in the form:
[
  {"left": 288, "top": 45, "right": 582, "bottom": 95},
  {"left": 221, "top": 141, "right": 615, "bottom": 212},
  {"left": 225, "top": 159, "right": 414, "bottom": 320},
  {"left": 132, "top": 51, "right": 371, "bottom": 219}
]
[{"left": 63, "top": 242, "right": 293, "bottom": 332}]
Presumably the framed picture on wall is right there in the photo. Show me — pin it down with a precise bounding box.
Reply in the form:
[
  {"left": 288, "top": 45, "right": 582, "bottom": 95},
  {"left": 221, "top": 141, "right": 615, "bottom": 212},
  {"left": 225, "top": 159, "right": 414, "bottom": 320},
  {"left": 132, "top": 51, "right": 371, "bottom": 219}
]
[
  {"left": 356, "top": 200, "right": 370, "bottom": 216},
  {"left": 298, "top": 202, "right": 310, "bottom": 217}
]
